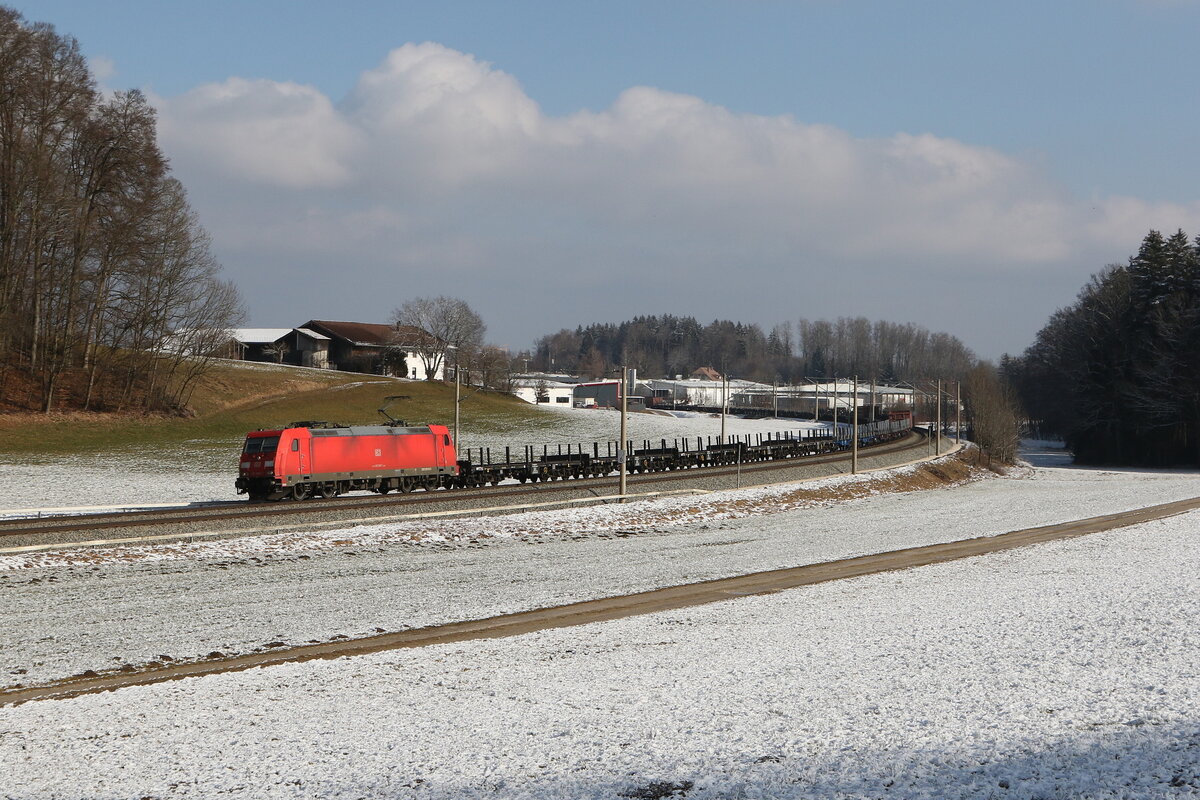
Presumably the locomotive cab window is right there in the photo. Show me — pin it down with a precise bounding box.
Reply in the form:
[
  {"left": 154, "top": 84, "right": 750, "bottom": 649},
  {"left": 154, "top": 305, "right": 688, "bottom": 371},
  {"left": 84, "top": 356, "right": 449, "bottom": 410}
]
[{"left": 243, "top": 436, "right": 280, "bottom": 454}]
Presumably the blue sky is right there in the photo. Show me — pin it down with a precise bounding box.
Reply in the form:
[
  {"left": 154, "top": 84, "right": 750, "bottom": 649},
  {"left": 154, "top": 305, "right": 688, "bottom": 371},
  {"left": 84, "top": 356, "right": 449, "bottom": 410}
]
[{"left": 17, "top": 0, "right": 1200, "bottom": 359}]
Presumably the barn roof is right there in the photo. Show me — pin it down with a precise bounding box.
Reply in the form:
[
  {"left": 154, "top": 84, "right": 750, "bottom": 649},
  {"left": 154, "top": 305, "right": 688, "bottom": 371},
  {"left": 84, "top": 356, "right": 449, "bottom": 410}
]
[
  {"left": 302, "top": 320, "right": 395, "bottom": 346},
  {"left": 301, "top": 320, "right": 438, "bottom": 348}
]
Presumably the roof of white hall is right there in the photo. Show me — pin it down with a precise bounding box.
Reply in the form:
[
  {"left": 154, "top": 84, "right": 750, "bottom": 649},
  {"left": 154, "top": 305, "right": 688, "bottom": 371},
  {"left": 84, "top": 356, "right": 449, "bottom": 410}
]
[{"left": 228, "top": 328, "right": 293, "bottom": 344}]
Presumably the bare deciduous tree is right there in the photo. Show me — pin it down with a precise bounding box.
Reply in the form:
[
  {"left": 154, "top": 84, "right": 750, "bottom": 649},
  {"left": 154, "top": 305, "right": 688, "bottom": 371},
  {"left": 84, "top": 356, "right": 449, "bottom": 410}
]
[
  {"left": 392, "top": 296, "right": 485, "bottom": 381},
  {"left": 0, "top": 6, "right": 243, "bottom": 413},
  {"left": 964, "top": 363, "right": 1021, "bottom": 465}
]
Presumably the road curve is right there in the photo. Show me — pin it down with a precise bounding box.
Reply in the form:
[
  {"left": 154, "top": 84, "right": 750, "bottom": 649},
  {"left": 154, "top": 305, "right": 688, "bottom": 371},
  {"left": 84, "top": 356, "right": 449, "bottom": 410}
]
[{"left": 6, "top": 493, "right": 1196, "bottom": 707}]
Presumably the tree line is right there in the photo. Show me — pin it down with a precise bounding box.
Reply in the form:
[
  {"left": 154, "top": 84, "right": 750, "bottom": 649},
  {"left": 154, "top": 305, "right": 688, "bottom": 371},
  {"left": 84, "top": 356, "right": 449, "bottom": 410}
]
[
  {"left": 530, "top": 315, "right": 977, "bottom": 384},
  {"left": 1008, "top": 229, "right": 1200, "bottom": 466},
  {"left": 0, "top": 7, "right": 243, "bottom": 413}
]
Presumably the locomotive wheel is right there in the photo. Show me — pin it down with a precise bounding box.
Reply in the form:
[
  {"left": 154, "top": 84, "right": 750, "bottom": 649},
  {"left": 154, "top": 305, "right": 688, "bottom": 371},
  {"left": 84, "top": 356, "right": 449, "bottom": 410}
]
[
  {"left": 291, "top": 484, "right": 311, "bottom": 501},
  {"left": 399, "top": 476, "right": 416, "bottom": 493},
  {"left": 316, "top": 481, "right": 338, "bottom": 498}
]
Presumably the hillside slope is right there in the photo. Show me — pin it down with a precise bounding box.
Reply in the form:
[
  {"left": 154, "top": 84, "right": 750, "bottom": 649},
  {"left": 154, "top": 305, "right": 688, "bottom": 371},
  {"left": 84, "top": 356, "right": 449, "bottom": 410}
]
[{"left": 0, "top": 360, "right": 538, "bottom": 455}]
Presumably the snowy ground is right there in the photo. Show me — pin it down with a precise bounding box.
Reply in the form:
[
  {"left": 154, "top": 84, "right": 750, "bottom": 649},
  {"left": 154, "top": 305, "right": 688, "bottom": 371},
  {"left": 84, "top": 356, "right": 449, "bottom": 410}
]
[
  {"left": 0, "top": 407, "right": 828, "bottom": 515},
  {"left": 2, "top": 441, "right": 1199, "bottom": 798}
]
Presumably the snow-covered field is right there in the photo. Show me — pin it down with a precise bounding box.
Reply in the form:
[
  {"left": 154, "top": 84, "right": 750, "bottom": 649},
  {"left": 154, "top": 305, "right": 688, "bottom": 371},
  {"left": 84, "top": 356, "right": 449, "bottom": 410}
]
[
  {"left": 0, "top": 407, "right": 828, "bottom": 514},
  {"left": 2, "top": 439, "right": 1199, "bottom": 798}
]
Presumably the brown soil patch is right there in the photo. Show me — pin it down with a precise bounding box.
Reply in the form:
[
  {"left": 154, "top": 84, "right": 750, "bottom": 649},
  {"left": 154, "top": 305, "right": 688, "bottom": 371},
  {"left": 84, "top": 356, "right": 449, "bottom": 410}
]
[{"left": 634, "top": 450, "right": 982, "bottom": 525}]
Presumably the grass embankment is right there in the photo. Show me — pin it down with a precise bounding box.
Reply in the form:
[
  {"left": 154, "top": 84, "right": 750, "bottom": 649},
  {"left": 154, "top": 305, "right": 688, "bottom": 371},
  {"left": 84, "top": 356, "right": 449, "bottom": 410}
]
[{"left": 0, "top": 361, "right": 541, "bottom": 455}]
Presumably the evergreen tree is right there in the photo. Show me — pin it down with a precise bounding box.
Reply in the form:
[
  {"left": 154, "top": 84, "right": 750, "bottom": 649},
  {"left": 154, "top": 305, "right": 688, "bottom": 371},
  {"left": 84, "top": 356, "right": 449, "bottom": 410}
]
[{"left": 1017, "top": 229, "right": 1200, "bottom": 465}]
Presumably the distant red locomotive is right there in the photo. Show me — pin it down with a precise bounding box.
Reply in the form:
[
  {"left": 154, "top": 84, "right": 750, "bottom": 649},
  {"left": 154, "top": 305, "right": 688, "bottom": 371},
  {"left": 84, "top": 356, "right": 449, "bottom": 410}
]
[{"left": 236, "top": 422, "right": 458, "bottom": 501}]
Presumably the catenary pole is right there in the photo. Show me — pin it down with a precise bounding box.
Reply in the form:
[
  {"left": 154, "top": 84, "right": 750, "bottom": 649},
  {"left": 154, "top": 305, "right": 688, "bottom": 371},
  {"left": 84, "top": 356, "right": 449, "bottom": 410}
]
[
  {"left": 831, "top": 380, "right": 838, "bottom": 438},
  {"left": 721, "top": 375, "right": 728, "bottom": 444},
  {"left": 619, "top": 366, "right": 628, "bottom": 500},
  {"left": 956, "top": 381, "right": 962, "bottom": 443},
  {"left": 936, "top": 379, "right": 942, "bottom": 456},
  {"left": 454, "top": 360, "right": 461, "bottom": 448},
  {"left": 852, "top": 375, "right": 859, "bottom": 474}
]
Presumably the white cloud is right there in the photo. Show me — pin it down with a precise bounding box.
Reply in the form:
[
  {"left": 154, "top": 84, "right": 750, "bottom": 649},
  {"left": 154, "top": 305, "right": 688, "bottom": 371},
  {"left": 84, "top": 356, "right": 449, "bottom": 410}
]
[
  {"left": 90, "top": 55, "right": 117, "bottom": 84},
  {"left": 159, "top": 43, "right": 1110, "bottom": 266},
  {"left": 1083, "top": 194, "right": 1200, "bottom": 254},
  {"left": 151, "top": 42, "right": 1200, "bottom": 356},
  {"left": 158, "top": 78, "right": 361, "bottom": 189}
]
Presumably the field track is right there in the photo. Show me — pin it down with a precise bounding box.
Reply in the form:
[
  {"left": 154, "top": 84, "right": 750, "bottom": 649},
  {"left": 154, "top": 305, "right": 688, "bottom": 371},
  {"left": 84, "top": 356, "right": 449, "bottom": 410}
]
[{"left": 5, "top": 493, "right": 1196, "bottom": 706}]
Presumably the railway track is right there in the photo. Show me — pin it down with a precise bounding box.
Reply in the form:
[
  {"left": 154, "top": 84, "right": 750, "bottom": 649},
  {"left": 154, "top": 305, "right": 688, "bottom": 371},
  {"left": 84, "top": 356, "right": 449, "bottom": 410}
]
[{"left": 0, "top": 430, "right": 933, "bottom": 552}]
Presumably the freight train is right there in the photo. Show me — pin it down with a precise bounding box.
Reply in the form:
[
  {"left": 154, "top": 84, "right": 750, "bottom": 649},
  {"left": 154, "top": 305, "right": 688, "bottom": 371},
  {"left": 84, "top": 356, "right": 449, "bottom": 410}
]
[{"left": 236, "top": 418, "right": 912, "bottom": 502}]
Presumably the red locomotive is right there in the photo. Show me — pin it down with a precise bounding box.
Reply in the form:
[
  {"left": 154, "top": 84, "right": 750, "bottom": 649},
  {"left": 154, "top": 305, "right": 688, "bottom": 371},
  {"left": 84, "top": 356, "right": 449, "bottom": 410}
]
[{"left": 236, "top": 421, "right": 458, "bottom": 501}]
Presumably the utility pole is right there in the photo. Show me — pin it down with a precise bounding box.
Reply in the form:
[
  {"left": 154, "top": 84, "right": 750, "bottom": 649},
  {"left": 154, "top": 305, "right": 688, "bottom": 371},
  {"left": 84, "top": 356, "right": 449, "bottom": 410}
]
[
  {"left": 619, "top": 366, "right": 628, "bottom": 500},
  {"left": 852, "top": 375, "right": 859, "bottom": 474}
]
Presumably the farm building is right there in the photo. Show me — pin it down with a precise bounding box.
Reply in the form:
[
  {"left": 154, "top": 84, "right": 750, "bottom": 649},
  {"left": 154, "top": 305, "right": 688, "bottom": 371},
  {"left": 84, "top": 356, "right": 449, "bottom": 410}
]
[
  {"left": 511, "top": 378, "right": 577, "bottom": 405},
  {"left": 295, "top": 320, "right": 444, "bottom": 379}
]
